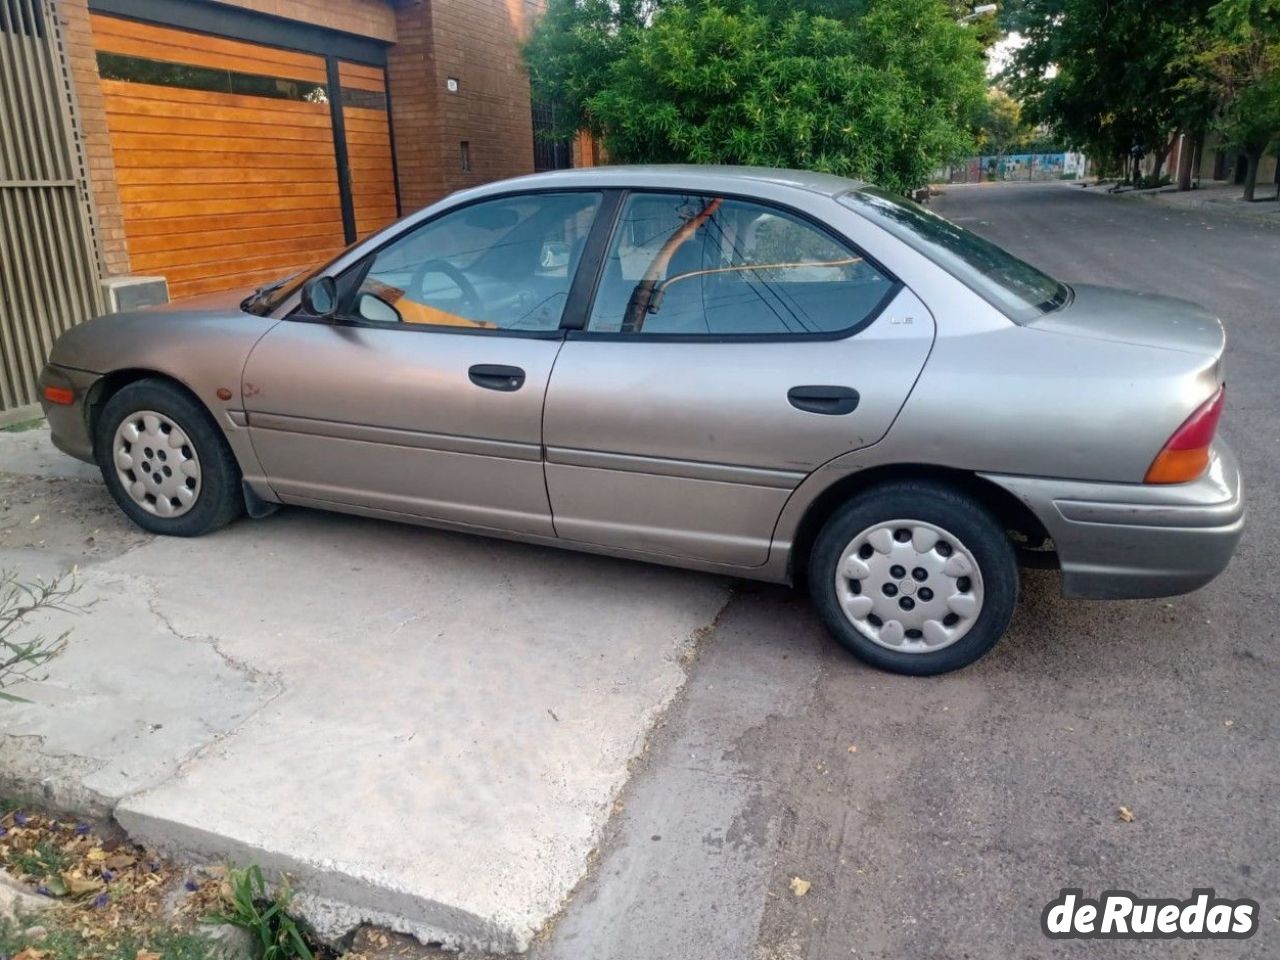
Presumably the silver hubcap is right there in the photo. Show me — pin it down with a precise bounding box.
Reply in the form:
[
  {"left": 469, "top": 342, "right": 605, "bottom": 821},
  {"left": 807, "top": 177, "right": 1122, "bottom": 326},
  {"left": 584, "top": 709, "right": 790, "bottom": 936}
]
[
  {"left": 834, "top": 520, "right": 984, "bottom": 654},
  {"left": 112, "top": 410, "right": 201, "bottom": 518}
]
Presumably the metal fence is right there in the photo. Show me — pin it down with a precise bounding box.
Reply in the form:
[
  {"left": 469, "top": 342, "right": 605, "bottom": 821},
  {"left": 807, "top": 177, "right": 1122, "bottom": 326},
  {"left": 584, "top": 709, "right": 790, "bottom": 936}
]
[{"left": 0, "top": 0, "right": 101, "bottom": 424}]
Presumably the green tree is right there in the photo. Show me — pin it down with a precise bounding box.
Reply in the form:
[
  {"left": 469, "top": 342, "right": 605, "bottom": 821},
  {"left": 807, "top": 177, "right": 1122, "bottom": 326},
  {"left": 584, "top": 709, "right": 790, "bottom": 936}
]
[
  {"left": 1004, "top": 0, "right": 1217, "bottom": 183},
  {"left": 1181, "top": 0, "right": 1280, "bottom": 199},
  {"left": 523, "top": 0, "right": 665, "bottom": 142},
  {"left": 978, "top": 88, "right": 1033, "bottom": 158},
  {"left": 527, "top": 0, "right": 988, "bottom": 193}
]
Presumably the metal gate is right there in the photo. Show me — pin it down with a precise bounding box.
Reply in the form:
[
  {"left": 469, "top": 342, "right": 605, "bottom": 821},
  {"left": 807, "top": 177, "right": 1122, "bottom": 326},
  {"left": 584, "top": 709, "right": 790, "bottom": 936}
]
[
  {"left": 0, "top": 0, "right": 101, "bottom": 424},
  {"left": 532, "top": 100, "right": 572, "bottom": 173}
]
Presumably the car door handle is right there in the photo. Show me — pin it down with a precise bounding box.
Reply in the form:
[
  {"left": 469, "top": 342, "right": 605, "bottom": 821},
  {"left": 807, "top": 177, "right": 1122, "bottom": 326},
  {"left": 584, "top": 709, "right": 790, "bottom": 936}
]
[
  {"left": 469, "top": 364, "right": 525, "bottom": 392},
  {"left": 787, "top": 385, "right": 860, "bottom": 415}
]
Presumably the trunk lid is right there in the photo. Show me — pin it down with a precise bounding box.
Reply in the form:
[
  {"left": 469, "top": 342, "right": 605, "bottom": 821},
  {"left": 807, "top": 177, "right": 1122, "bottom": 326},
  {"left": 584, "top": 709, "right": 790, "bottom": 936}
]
[{"left": 1026, "top": 283, "right": 1225, "bottom": 359}]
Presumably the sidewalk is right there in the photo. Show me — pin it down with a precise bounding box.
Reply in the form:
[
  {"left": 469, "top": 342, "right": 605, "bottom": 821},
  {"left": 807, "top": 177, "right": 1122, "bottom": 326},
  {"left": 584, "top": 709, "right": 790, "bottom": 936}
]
[
  {"left": 1094, "top": 179, "right": 1280, "bottom": 227},
  {"left": 0, "top": 426, "right": 731, "bottom": 952}
]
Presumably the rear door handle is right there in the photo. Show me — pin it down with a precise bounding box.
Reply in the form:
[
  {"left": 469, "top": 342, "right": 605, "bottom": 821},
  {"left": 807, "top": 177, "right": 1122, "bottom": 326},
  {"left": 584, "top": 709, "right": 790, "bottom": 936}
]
[
  {"left": 787, "top": 385, "right": 860, "bottom": 415},
  {"left": 469, "top": 364, "right": 525, "bottom": 392}
]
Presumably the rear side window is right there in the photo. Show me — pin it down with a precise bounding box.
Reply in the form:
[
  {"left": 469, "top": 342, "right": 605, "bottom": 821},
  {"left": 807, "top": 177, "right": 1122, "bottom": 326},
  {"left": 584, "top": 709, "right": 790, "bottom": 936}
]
[
  {"left": 586, "top": 192, "right": 896, "bottom": 336},
  {"left": 840, "top": 187, "right": 1068, "bottom": 323}
]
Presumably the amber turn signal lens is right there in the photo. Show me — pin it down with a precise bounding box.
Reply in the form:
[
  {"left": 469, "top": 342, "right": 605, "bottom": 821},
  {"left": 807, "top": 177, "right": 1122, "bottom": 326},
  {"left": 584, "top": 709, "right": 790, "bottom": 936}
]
[
  {"left": 42, "top": 384, "right": 75, "bottom": 406},
  {"left": 1145, "top": 446, "right": 1212, "bottom": 484},
  {"left": 1144, "top": 386, "right": 1225, "bottom": 484}
]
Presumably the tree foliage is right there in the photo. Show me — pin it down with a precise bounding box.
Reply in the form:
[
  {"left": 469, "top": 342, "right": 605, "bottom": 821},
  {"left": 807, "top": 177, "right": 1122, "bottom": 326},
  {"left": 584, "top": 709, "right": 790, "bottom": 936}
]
[
  {"left": 524, "top": 0, "right": 663, "bottom": 142},
  {"left": 1003, "top": 0, "right": 1217, "bottom": 167},
  {"left": 1180, "top": 0, "right": 1280, "bottom": 197},
  {"left": 978, "top": 88, "right": 1033, "bottom": 156},
  {"left": 526, "top": 0, "right": 989, "bottom": 192},
  {"left": 1005, "top": 0, "right": 1279, "bottom": 196}
]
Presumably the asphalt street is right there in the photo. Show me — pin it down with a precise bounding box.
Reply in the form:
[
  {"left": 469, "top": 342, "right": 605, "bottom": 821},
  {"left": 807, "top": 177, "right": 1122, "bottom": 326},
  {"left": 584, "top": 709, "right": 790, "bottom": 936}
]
[{"left": 529, "top": 182, "right": 1280, "bottom": 960}]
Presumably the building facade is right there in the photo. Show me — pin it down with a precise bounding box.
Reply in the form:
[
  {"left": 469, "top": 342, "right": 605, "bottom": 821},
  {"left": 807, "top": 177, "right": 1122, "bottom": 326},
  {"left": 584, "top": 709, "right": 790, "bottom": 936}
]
[{"left": 0, "top": 0, "right": 548, "bottom": 421}]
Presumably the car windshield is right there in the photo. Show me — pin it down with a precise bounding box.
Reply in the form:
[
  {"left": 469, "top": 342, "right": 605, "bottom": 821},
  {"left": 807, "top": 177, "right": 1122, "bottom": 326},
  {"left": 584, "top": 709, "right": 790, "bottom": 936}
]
[{"left": 840, "top": 187, "right": 1069, "bottom": 323}]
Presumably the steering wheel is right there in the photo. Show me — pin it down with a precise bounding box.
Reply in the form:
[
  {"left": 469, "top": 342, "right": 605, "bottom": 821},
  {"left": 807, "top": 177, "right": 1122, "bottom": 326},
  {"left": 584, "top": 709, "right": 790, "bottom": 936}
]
[{"left": 408, "top": 259, "right": 484, "bottom": 317}]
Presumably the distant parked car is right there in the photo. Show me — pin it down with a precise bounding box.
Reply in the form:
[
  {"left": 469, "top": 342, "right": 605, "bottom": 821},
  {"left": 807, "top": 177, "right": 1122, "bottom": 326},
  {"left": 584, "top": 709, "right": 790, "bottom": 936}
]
[{"left": 39, "top": 166, "right": 1244, "bottom": 675}]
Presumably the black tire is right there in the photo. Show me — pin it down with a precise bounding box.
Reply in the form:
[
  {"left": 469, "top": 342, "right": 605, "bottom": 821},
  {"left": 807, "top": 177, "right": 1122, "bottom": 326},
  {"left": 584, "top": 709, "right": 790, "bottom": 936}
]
[
  {"left": 95, "top": 378, "right": 243, "bottom": 537},
  {"left": 809, "top": 480, "right": 1018, "bottom": 676}
]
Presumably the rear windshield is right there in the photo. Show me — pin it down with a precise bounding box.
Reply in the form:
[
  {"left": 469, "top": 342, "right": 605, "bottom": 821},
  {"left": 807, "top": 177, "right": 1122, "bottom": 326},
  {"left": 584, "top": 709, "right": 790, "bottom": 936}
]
[{"left": 840, "top": 187, "right": 1069, "bottom": 323}]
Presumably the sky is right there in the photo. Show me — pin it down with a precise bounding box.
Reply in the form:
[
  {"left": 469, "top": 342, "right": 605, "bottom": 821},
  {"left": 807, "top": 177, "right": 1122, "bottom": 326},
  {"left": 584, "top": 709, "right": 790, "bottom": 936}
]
[{"left": 987, "top": 31, "right": 1026, "bottom": 78}]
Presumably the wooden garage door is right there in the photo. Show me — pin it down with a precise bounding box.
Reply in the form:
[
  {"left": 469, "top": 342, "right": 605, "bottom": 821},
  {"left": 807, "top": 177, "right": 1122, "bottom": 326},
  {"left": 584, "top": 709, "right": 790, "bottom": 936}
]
[
  {"left": 91, "top": 13, "right": 349, "bottom": 299},
  {"left": 339, "top": 60, "right": 398, "bottom": 237}
]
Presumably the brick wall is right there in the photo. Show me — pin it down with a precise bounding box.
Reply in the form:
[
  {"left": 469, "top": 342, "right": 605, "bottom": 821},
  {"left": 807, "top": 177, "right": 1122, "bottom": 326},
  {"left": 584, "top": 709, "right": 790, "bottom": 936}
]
[
  {"left": 389, "top": 0, "right": 539, "bottom": 211},
  {"left": 216, "top": 0, "right": 396, "bottom": 42},
  {"left": 56, "top": 0, "right": 130, "bottom": 276}
]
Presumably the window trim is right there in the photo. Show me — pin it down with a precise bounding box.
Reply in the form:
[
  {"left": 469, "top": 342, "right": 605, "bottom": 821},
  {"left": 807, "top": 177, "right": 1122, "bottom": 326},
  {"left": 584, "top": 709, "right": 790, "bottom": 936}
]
[
  {"left": 287, "top": 187, "right": 610, "bottom": 339},
  {"left": 838, "top": 187, "right": 1071, "bottom": 324},
  {"left": 567, "top": 188, "right": 904, "bottom": 344}
]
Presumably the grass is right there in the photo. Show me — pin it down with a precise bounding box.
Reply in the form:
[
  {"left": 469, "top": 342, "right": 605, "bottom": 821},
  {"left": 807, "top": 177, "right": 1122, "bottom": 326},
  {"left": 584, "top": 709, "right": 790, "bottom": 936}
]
[
  {"left": 6, "top": 837, "right": 75, "bottom": 881},
  {"left": 0, "top": 802, "right": 329, "bottom": 960},
  {"left": 0, "top": 915, "right": 230, "bottom": 960},
  {"left": 0, "top": 417, "right": 45, "bottom": 433}
]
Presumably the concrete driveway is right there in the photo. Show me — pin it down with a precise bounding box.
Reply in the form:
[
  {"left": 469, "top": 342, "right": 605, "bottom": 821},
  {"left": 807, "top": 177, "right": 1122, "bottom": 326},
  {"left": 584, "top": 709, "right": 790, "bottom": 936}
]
[{"left": 0, "top": 430, "right": 729, "bottom": 951}]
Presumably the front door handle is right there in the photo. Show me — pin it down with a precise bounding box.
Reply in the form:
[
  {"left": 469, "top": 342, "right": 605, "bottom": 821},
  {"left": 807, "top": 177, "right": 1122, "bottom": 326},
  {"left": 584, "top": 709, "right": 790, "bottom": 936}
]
[
  {"left": 469, "top": 364, "right": 525, "bottom": 392},
  {"left": 788, "top": 385, "right": 860, "bottom": 415}
]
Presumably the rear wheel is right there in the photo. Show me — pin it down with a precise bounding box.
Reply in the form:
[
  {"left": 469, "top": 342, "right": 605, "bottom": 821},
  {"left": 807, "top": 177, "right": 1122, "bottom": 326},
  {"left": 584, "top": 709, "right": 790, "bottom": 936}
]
[
  {"left": 809, "top": 481, "right": 1018, "bottom": 675},
  {"left": 95, "top": 379, "right": 243, "bottom": 537}
]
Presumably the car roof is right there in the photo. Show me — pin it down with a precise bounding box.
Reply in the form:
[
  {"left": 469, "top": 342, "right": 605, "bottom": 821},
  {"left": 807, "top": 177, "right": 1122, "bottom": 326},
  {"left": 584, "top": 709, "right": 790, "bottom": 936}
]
[{"left": 458, "top": 165, "right": 868, "bottom": 201}]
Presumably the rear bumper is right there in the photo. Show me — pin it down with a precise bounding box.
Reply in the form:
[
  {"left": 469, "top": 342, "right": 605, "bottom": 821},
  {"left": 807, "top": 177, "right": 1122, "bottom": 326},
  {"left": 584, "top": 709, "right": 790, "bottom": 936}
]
[
  {"left": 38, "top": 363, "right": 100, "bottom": 464},
  {"left": 981, "top": 442, "right": 1245, "bottom": 600}
]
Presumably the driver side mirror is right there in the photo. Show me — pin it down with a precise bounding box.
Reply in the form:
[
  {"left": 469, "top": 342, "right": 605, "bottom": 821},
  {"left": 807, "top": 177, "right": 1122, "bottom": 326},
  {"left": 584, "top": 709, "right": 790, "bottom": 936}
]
[{"left": 301, "top": 276, "right": 338, "bottom": 318}]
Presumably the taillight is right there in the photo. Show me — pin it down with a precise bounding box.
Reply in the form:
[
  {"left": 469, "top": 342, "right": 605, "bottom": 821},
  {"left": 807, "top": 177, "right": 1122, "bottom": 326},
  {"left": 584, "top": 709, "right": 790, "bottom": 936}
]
[{"left": 1144, "top": 386, "right": 1225, "bottom": 484}]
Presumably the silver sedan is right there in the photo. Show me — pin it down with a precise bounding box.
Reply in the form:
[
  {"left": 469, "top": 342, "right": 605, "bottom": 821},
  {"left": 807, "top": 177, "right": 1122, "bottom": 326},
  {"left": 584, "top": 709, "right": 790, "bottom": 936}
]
[{"left": 38, "top": 166, "right": 1244, "bottom": 675}]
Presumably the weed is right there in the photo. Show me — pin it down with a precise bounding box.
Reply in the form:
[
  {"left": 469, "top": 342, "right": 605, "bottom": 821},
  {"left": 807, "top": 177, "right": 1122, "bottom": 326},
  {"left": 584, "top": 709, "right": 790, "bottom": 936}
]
[
  {"left": 6, "top": 837, "right": 74, "bottom": 880},
  {"left": 0, "top": 568, "right": 87, "bottom": 703},
  {"left": 0, "top": 417, "right": 45, "bottom": 433},
  {"left": 0, "top": 915, "right": 230, "bottom": 960},
  {"left": 204, "top": 864, "right": 314, "bottom": 960}
]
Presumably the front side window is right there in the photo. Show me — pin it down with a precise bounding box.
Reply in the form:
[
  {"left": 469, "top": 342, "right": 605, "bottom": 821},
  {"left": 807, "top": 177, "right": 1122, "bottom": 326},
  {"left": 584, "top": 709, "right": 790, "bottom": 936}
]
[
  {"left": 349, "top": 191, "right": 602, "bottom": 331},
  {"left": 586, "top": 193, "right": 895, "bottom": 336},
  {"left": 840, "top": 187, "right": 1069, "bottom": 323}
]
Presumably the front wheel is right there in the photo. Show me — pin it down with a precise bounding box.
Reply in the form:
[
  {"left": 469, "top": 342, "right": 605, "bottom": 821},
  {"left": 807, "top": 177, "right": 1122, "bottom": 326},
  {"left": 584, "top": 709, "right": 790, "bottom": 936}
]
[
  {"left": 809, "top": 481, "right": 1018, "bottom": 676},
  {"left": 95, "top": 379, "right": 243, "bottom": 537}
]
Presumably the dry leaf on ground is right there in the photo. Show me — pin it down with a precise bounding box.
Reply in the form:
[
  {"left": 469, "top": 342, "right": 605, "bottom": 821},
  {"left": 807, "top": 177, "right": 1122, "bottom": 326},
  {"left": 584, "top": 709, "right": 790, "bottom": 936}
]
[
  {"left": 789, "top": 876, "right": 811, "bottom": 897},
  {"left": 1118, "top": 806, "right": 1135, "bottom": 823}
]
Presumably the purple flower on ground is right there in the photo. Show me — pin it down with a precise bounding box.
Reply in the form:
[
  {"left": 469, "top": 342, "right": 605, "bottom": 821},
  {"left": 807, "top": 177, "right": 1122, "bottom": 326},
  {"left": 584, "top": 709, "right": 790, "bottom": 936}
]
[
  {"left": 184, "top": 878, "right": 200, "bottom": 892},
  {"left": 148, "top": 860, "right": 160, "bottom": 872},
  {"left": 101, "top": 868, "right": 116, "bottom": 882},
  {"left": 91, "top": 892, "right": 110, "bottom": 909},
  {"left": 75, "top": 823, "right": 92, "bottom": 836},
  {"left": 35, "top": 885, "right": 53, "bottom": 897},
  {"left": 0, "top": 825, "right": 7, "bottom": 838},
  {"left": 13, "top": 812, "right": 29, "bottom": 826}
]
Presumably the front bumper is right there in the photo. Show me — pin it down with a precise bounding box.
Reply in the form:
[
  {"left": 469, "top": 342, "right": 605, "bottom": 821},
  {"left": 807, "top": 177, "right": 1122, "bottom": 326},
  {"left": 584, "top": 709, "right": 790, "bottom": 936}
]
[
  {"left": 37, "top": 363, "right": 101, "bottom": 465},
  {"left": 981, "top": 442, "right": 1245, "bottom": 600}
]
